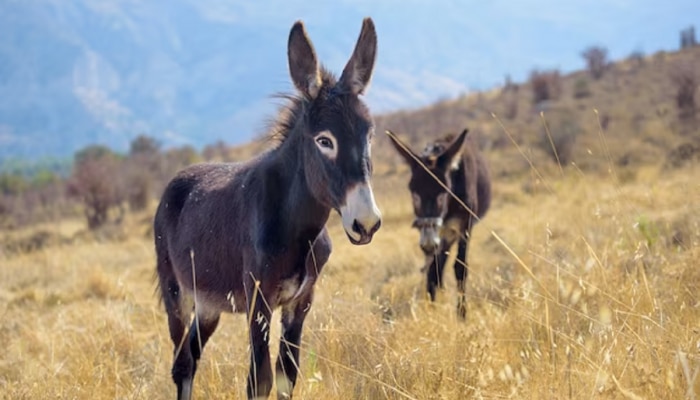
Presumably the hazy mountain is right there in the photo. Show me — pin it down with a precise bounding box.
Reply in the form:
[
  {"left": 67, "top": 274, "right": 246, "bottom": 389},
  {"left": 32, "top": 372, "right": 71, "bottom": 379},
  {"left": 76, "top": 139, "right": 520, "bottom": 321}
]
[{"left": 0, "top": 0, "right": 697, "bottom": 161}]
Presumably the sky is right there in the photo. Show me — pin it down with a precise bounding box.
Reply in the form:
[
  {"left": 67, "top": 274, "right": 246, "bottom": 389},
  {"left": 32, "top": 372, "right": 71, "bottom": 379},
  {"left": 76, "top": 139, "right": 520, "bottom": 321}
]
[{"left": 1, "top": 0, "right": 698, "bottom": 160}]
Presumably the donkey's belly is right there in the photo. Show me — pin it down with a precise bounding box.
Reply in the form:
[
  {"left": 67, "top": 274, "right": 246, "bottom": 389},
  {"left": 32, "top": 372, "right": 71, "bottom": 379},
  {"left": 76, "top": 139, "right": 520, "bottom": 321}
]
[
  {"left": 190, "top": 272, "right": 310, "bottom": 315},
  {"left": 192, "top": 287, "right": 248, "bottom": 314}
]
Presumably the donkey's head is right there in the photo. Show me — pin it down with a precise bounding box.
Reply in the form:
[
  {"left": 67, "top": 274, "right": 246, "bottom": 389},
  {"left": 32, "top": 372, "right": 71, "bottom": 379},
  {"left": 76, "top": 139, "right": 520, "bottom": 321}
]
[
  {"left": 287, "top": 18, "right": 381, "bottom": 245},
  {"left": 387, "top": 129, "right": 469, "bottom": 254}
]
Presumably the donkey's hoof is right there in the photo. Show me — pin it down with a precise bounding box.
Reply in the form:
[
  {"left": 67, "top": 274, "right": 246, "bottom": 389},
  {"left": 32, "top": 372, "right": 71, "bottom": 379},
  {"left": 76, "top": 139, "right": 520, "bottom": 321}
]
[{"left": 457, "top": 303, "right": 467, "bottom": 320}]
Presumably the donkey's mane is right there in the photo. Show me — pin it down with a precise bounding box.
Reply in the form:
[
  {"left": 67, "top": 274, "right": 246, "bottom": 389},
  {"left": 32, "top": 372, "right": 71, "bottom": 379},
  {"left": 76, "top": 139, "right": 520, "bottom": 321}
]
[{"left": 268, "top": 66, "right": 339, "bottom": 144}]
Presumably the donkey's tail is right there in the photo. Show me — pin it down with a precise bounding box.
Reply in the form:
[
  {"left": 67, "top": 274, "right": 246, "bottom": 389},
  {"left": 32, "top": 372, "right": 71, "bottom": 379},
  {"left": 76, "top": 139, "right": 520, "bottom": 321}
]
[
  {"left": 154, "top": 206, "right": 178, "bottom": 309},
  {"left": 153, "top": 171, "right": 197, "bottom": 307}
]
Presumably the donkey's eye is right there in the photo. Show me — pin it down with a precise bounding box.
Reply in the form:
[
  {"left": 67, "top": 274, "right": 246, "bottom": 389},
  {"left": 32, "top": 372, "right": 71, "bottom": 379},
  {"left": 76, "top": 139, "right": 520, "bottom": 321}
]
[
  {"left": 314, "top": 131, "right": 338, "bottom": 159},
  {"left": 316, "top": 136, "right": 334, "bottom": 149}
]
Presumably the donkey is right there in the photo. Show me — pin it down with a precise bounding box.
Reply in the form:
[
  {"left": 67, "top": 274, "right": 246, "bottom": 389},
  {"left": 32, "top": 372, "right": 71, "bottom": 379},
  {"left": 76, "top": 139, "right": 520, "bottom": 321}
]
[
  {"left": 154, "top": 18, "right": 381, "bottom": 400},
  {"left": 387, "top": 129, "right": 491, "bottom": 319}
]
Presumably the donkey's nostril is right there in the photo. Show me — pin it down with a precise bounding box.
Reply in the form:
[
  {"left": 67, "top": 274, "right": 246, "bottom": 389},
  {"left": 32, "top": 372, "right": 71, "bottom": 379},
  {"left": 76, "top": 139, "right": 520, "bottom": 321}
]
[
  {"left": 353, "top": 219, "right": 380, "bottom": 238},
  {"left": 352, "top": 219, "right": 365, "bottom": 236}
]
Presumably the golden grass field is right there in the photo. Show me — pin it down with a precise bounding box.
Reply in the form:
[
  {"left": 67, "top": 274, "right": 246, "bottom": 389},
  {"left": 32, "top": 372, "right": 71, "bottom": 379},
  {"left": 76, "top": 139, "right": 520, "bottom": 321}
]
[{"left": 1, "top": 129, "right": 699, "bottom": 400}]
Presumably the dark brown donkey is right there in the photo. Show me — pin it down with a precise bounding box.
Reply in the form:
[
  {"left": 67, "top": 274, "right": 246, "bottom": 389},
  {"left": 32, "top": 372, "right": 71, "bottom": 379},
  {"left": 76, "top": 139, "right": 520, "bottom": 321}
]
[
  {"left": 154, "top": 19, "right": 381, "bottom": 400},
  {"left": 387, "top": 129, "right": 491, "bottom": 319}
]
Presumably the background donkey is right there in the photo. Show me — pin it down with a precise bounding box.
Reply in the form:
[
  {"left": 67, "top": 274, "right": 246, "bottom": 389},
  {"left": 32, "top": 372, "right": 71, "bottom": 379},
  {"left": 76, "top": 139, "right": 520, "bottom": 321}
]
[
  {"left": 387, "top": 129, "right": 491, "bottom": 319},
  {"left": 154, "top": 18, "right": 381, "bottom": 399}
]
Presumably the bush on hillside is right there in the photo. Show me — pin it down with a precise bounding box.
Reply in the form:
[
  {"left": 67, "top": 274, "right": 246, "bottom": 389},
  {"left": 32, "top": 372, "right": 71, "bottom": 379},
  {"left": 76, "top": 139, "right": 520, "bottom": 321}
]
[
  {"left": 573, "top": 78, "right": 591, "bottom": 99},
  {"left": 539, "top": 109, "right": 582, "bottom": 166},
  {"left": 530, "top": 69, "right": 562, "bottom": 104},
  {"left": 68, "top": 145, "right": 124, "bottom": 230},
  {"left": 581, "top": 46, "right": 609, "bottom": 79},
  {"left": 669, "top": 59, "right": 699, "bottom": 119}
]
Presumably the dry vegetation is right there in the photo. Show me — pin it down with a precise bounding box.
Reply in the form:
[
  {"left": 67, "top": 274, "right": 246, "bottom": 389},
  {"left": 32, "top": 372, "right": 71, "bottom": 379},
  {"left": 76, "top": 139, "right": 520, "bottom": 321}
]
[
  {"left": 373, "top": 47, "right": 700, "bottom": 176},
  {"left": 1, "top": 47, "right": 700, "bottom": 400}
]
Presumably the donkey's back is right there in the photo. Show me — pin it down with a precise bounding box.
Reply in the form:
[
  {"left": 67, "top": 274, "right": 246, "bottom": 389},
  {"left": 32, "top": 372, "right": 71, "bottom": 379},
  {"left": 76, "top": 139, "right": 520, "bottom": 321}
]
[{"left": 460, "top": 133, "right": 491, "bottom": 220}]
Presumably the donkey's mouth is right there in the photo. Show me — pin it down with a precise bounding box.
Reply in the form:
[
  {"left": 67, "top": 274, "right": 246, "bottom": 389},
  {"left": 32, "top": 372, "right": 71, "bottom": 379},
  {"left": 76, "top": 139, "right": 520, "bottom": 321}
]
[{"left": 345, "top": 231, "right": 371, "bottom": 245}]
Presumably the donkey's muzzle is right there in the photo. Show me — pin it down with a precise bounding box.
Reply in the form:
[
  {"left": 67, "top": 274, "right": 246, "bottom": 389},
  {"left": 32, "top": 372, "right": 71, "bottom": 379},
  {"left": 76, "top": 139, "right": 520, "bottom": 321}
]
[
  {"left": 340, "top": 182, "right": 382, "bottom": 245},
  {"left": 415, "top": 217, "right": 442, "bottom": 255},
  {"left": 420, "top": 236, "right": 440, "bottom": 255}
]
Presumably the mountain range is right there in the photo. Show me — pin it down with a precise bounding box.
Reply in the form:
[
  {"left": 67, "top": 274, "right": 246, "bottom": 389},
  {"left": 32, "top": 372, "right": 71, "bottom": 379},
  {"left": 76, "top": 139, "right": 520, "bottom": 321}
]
[{"left": 1, "top": 0, "right": 697, "bottom": 162}]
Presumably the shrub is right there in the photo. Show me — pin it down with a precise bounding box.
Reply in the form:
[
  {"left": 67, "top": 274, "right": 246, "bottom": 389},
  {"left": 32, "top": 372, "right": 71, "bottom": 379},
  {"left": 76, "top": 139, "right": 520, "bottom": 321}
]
[
  {"left": 539, "top": 109, "right": 582, "bottom": 166},
  {"left": 680, "top": 26, "right": 697, "bottom": 49},
  {"left": 124, "top": 167, "right": 151, "bottom": 211},
  {"left": 665, "top": 142, "right": 700, "bottom": 169},
  {"left": 628, "top": 50, "right": 645, "bottom": 68},
  {"left": 581, "top": 46, "right": 608, "bottom": 79},
  {"left": 669, "top": 60, "right": 699, "bottom": 119},
  {"left": 202, "top": 140, "right": 231, "bottom": 161},
  {"left": 502, "top": 74, "right": 519, "bottom": 94},
  {"left": 573, "top": 78, "right": 591, "bottom": 99},
  {"left": 68, "top": 145, "right": 123, "bottom": 229},
  {"left": 504, "top": 95, "right": 518, "bottom": 120},
  {"left": 530, "top": 69, "right": 562, "bottom": 104},
  {"left": 129, "top": 134, "right": 160, "bottom": 156},
  {"left": 125, "top": 135, "right": 162, "bottom": 211}
]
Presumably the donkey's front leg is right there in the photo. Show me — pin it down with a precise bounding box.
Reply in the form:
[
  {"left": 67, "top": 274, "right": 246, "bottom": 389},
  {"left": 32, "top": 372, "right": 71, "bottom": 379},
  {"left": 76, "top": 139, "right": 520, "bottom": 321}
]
[
  {"left": 454, "top": 237, "right": 470, "bottom": 319},
  {"left": 247, "top": 288, "right": 274, "bottom": 399},
  {"left": 276, "top": 230, "right": 330, "bottom": 399},
  {"left": 275, "top": 298, "right": 312, "bottom": 399},
  {"left": 425, "top": 242, "right": 449, "bottom": 302}
]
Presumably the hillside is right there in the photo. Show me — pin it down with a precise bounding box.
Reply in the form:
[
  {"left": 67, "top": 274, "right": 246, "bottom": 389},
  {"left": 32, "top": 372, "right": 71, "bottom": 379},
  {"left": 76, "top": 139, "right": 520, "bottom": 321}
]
[
  {"left": 215, "top": 46, "right": 700, "bottom": 181},
  {"left": 372, "top": 46, "right": 700, "bottom": 180}
]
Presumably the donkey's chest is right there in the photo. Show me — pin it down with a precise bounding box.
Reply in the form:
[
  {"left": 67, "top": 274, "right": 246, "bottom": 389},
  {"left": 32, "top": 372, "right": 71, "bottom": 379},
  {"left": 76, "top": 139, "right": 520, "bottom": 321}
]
[{"left": 254, "top": 243, "right": 316, "bottom": 304}]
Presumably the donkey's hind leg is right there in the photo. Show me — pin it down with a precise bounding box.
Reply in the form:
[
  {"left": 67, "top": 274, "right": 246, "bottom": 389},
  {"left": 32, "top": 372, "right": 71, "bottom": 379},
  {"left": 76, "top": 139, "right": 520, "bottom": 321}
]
[
  {"left": 160, "top": 274, "right": 197, "bottom": 400},
  {"left": 188, "top": 309, "right": 221, "bottom": 377},
  {"left": 161, "top": 277, "right": 221, "bottom": 400}
]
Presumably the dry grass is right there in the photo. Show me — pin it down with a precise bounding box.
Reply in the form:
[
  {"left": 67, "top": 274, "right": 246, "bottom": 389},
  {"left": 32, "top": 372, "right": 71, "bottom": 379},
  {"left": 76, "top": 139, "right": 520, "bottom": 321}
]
[
  {"left": 1, "top": 137, "right": 699, "bottom": 399},
  {"left": 2, "top": 36, "right": 699, "bottom": 400}
]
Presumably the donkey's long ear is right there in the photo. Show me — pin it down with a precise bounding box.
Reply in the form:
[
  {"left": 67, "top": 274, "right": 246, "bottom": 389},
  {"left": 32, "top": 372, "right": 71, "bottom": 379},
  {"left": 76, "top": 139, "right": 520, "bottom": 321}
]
[
  {"left": 386, "top": 130, "right": 418, "bottom": 168},
  {"left": 438, "top": 129, "right": 469, "bottom": 170},
  {"left": 288, "top": 21, "right": 321, "bottom": 98},
  {"left": 339, "top": 18, "right": 377, "bottom": 95}
]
